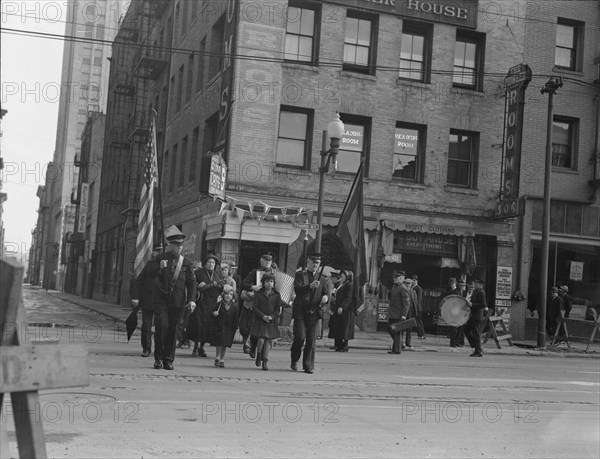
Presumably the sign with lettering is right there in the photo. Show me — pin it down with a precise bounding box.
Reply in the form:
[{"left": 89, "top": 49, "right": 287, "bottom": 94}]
[
  {"left": 208, "top": 155, "right": 227, "bottom": 201},
  {"left": 340, "top": 124, "right": 364, "bottom": 151},
  {"left": 77, "top": 183, "right": 89, "bottom": 234},
  {"left": 338, "top": 0, "right": 477, "bottom": 29},
  {"left": 393, "top": 232, "right": 458, "bottom": 258},
  {"left": 213, "top": 0, "right": 238, "bottom": 162},
  {"left": 569, "top": 261, "right": 583, "bottom": 281},
  {"left": 377, "top": 301, "right": 390, "bottom": 322},
  {"left": 495, "top": 197, "right": 525, "bottom": 220},
  {"left": 496, "top": 63, "right": 531, "bottom": 219},
  {"left": 495, "top": 266, "right": 513, "bottom": 300},
  {"left": 383, "top": 220, "right": 474, "bottom": 237}
]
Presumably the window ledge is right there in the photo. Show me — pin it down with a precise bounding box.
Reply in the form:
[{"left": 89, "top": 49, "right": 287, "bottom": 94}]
[
  {"left": 340, "top": 71, "right": 377, "bottom": 82},
  {"left": 390, "top": 179, "right": 426, "bottom": 190},
  {"left": 444, "top": 185, "right": 479, "bottom": 196},
  {"left": 450, "top": 87, "right": 485, "bottom": 97},
  {"left": 552, "top": 66, "right": 584, "bottom": 76},
  {"left": 396, "top": 78, "right": 430, "bottom": 89},
  {"left": 282, "top": 62, "right": 319, "bottom": 73},
  {"left": 552, "top": 167, "right": 579, "bottom": 174},
  {"left": 273, "top": 165, "right": 312, "bottom": 177}
]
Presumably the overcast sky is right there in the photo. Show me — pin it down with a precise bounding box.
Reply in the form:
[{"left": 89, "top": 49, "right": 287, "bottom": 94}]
[{"left": 1, "top": 1, "right": 66, "bottom": 262}]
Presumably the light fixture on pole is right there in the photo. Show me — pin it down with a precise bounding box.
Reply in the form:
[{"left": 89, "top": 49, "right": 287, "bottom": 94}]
[{"left": 315, "top": 112, "right": 345, "bottom": 253}]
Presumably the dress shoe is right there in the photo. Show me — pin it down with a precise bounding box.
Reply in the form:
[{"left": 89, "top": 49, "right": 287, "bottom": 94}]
[
  {"left": 262, "top": 361, "right": 269, "bottom": 371},
  {"left": 255, "top": 352, "right": 262, "bottom": 367},
  {"left": 199, "top": 349, "right": 207, "bottom": 358},
  {"left": 141, "top": 350, "right": 151, "bottom": 357},
  {"left": 243, "top": 345, "right": 250, "bottom": 354},
  {"left": 304, "top": 368, "right": 313, "bottom": 374},
  {"left": 163, "top": 362, "right": 174, "bottom": 370},
  {"left": 153, "top": 360, "right": 163, "bottom": 369},
  {"left": 290, "top": 362, "right": 298, "bottom": 371},
  {"left": 470, "top": 352, "right": 483, "bottom": 357},
  {"left": 387, "top": 350, "right": 401, "bottom": 354},
  {"left": 219, "top": 361, "right": 225, "bottom": 368},
  {"left": 341, "top": 347, "right": 349, "bottom": 352},
  {"left": 214, "top": 359, "right": 220, "bottom": 367},
  {"left": 405, "top": 345, "right": 414, "bottom": 350},
  {"left": 249, "top": 349, "right": 256, "bottom": 359},
  {"left": 192, "top": 349, "right": 199, "bottom": 357}
]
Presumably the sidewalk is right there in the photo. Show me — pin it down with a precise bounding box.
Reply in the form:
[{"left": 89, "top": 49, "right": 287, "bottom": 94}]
[{"left": 38, "top": 288, "right": 600, "bottom": 359}]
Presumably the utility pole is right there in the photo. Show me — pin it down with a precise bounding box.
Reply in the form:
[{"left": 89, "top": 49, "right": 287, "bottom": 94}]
[{"left": 538, "top": 77, "right": 563, "bottom": 349}]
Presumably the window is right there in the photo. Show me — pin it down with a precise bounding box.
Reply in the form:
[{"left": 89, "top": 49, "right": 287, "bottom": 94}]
[
  {"left": 447, "top": 130, "right": 479, "bottom": 188},
  {"left": 276, "top": 107, "right": 313, "bottom": 169},
  {"left": 170, "top": 75, "right": 175, "bottom": 115},
  {"left": 96, "top": 25, "right": 105, "bottom": 40},
  {"left": 555, "top": 19, "right": 583, "bottom": 71},
  {"left": 182, "top": 0, "right": 188, "bottom": 34},
  {"left": 284, "top": 5, "right": 319, "bottom": 63},
  {"left": 163, "top": 150, "right": 169, "bottom": 189},
  {"left": 169, "top": 144, "right": 178, "bottom": 192},
  {"left": 338, "top": 114, "right": 371, "bottom": 175},
  {"left": 189, "top": 127, "right": 200, "bottom": 183},
  {"left": 453, "top": 30, "right": 485, "bottom": 90},
  {"left": 93, "top": 50, "right": 103, "bottom": 66},
  {"left": 208, "top": 15, "right": 225, "bottom": 80},
  {"left": 186, "top": 54, "right": 194, "bottom": 102},
  {"left": 84, "top": 22, "right": 94, "bottom": 39},
  {"left": 552, "top": 117, "right": 578, "bottom": 169},
  {"left": 191, "top": 0, "right": 198, "bottom": 20},
  {"left": 343, "top": 13, "right": 377, "bottom": 75},
  {"left": 393, "top": 123, "right": 426, "bottom": 182},
  {"left": 197, "top": 38, "right": 206, "bottom": 92},
  {"left": 176, "top": 65, "right": 184, "bottom": 113},
  {"left": 179, "top": 136, "right": 187, "bottom": 188},
  {"left": 203, "top": 113, "right": 219, "bottom": 154},
  {"left": 399, "top": 22, "right": 432, "bottom": 82}
]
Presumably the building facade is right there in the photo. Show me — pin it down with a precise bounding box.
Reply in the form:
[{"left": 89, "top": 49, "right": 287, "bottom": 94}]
[
  {"left": 39, "top": 0, "right": 128, "bottom": 291},
  {"left": 0, "top": 106, "right": 7, "bottom": 261}
]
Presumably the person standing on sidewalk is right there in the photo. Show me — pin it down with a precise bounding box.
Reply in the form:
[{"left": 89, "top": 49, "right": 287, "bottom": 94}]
[
  {"left": 402, "top": 277, "right": 417, "bottom": 350},
  {"left": 468, "top": 277, "right": 488, "bottom": 357},
  {"left": 291, "top": 252, "right": 329, "bottom": 374},
  {"left": 387, "top": 271, "right": 410, "bottom": 355},
  {"left": 411, "top": 275, "right": 425, "bottom": 340},
  {"left": 209, "top": 285, "right": 239, "bottom": 368},
  {"left": 133, "top": 226, "right": 196, "bottom": 370},
  {"left": 441, "top": 277, "right": 462, "bottom": 348},
  {"left": 131, "top": 241, "right": 166, "bottom": 357}
]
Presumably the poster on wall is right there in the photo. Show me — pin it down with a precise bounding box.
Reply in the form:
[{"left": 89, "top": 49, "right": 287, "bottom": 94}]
[
  {"left": 495, "top": 266, "right": 513, "bottom": 301},
  {"left": 569, "top": 261, "right": 584, "bottom": 281}
]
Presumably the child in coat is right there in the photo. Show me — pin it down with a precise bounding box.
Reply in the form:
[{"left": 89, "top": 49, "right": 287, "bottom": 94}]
[
  {"left": 209, "top": 285, "right": 239, "bottom": 367},
  {"left": 251, "top": 273, "right": 287, "bottom": 371}
]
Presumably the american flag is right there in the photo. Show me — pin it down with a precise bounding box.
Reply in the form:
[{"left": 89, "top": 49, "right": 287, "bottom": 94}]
[{"left": 134, "top": 111, "right": 158, "bottom": 278}]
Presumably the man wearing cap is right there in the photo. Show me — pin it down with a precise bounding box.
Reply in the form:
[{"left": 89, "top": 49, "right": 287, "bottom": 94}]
[
  {"left": 240, "top": 251, "right": 278, "bottom": 357},
  {"left": 467, "top": 277, "right": 488, "bottom": 357},
  {"left": 387, "top": 271, "right": 411, "bottom": 354},
  {"left": 411, "top": 275, "right": 425, "bottom": 340},
  {"left": 558, "top": 285, "right": 572, "bottom": 319},
  {"left": 132, "top": 225, "right": 196, "bottom": 370},
  {"left": 449, "top": 279, "right": 467, "bottom": 348},
  {"left": 546, "top": 286, "right": 564, "bottom": 339},
  {"left": 291, "top": 252, "right": 329, "bottom": 373},
  {"left": 131, "top": 241, "right": 165, "bottom": 357}
]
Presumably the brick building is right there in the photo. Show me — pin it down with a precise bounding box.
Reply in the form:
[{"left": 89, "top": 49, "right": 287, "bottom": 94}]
[{"left": 96, "top": 0, "right": 599, "bottom": 338}]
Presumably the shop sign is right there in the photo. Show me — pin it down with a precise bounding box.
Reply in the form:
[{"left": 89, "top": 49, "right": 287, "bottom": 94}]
[
  {"left": 384, "top": 253, "right": 402, "bottom": 263},
  {"left": 569, "top": 261, "right": 584, "bottom": 281},
  {"left": 377, "top": 301, "right": 389, "bottom": 322},
  {"left": 495, "top": 266, "right": 513, "bottom": 300},
  {"left": 393, "top": 232, "right": 458, "bottom": 258},
  {"left": 208, "top": 155, "right": 227, "bottom": 201},
  {"left": 495, "top": 299, "right": 511, "bottom": 308},
  {"left": 340, "top": 124, "right": 364, "bottom": 151},
  {"left": 348, "top": 0, "right": 477, "bottom": 28},
  {"left": 77, "top": 182, "right": 89, "bottom": 234},
  {"left": 383, "top": 220, "right": 474, "bottom": 237},
  {"left": 496, "top": 63, "right": 531, "bottom": 220}
]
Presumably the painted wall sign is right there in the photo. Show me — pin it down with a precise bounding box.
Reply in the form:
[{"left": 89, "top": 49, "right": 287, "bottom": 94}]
[
  {"left": 330, "top": 0, "right": 478, "bottom": 29},
  {"left": 393, "top": 232, "right": 458, "bottom": 258},
  {"left": 77, "top": 182, "right": 89, "bottom": 234}
]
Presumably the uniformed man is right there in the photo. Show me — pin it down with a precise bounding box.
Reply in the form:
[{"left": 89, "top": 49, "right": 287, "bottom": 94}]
[
  {"left": 240, "top": 251, "right": 277, "bottom": 358},
  {"left": 132, "top": 225, "right": 196, "bottom": 370},
  {"left": 387, "top": 270, "right": 410, "bottom": 354},
  {"left": 291, "top": 252, "right": 329, "bottom": 374}
]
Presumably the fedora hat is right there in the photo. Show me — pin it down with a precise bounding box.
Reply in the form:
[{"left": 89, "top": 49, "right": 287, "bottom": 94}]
[{"left": 165, "top": 225, "right": 186, "bottom": 242}]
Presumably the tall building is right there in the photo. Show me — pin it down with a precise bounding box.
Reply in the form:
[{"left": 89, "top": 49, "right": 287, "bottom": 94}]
[
  {"left": 0, "top": 106, "right": 7, "bottom": 261},
  {"left": 40, "top": 0, "right": 128, "bottom": 290}
]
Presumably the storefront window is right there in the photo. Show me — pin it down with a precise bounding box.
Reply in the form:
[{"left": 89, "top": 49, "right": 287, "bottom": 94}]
[
  {"left": 565, "top": 203, "right": 582, "bottom": 235},
  {"left": 582, "top": 206, "right": 599, "bottom": 237},
  {"left": 550, "top": 201, "right": 565, "bottom": 233}
]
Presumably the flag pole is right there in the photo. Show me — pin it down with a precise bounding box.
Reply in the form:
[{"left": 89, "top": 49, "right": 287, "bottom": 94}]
[{"left": 150, "top": 108, "right": 169, "bottom": 295}]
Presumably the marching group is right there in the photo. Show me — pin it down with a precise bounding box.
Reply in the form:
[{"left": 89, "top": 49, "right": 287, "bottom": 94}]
[{"left": 131, "top": 226, "right": 357, "bottom": 374}]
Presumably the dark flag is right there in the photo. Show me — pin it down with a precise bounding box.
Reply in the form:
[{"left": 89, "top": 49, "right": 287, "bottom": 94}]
[{"left": 335, "top": 159, "right": 367, "bottom": 311}]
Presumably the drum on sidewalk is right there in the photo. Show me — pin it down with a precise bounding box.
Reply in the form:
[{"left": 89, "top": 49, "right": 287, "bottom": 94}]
[{"left": 439, "top": 294, "right": 471, "bottom": 326}]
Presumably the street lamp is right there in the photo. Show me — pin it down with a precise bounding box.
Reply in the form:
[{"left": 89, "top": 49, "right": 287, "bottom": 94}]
[{"left": 315, "top": 112, "right": 345, "bottom": 253}]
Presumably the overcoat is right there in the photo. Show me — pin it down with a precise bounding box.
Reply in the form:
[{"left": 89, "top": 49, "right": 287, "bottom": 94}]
[{"left": 251, "top": 288, "right": 284, "bottom": 339}]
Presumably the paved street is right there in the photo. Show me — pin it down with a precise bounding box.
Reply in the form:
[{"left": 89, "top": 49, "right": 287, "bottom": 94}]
[{"left": 3, "top": 286, "right": 599, "bottom": 458}]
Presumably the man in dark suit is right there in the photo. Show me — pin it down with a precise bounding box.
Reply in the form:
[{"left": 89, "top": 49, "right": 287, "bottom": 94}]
[
  {"left": 546, "top": 286, "right": 564, "bottom": 339},
  {"left": 387, "top": 270, "right": 410, "bottom": 354},
  {"left": 411, "top": 275, "right": 425, "bottom": 340},
  {"left": 468, "top": 277, "right": 488, "bottom": 357},
  {"left": 291, "top": 252, "right": 329, "bottom": 374},
  {"left": 132, "top": 225, "right": 196, "bottom": 370},
  {"left": 240, "top": 251, "right": 278, "bottom": 358}
]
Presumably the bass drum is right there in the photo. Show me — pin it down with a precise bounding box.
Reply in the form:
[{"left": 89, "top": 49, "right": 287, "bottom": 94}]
[{"left": 439, "top": 294, "right": 471, "bottom": 326}]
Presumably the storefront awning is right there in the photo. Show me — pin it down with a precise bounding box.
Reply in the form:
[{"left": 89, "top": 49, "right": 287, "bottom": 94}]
[{"left": 382, "top": 220, "right": 475, "bottom": 237}]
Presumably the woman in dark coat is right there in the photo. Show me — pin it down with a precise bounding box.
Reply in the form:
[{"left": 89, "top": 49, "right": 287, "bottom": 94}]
[
  {"left": 251, "top": 273, "right": 286, "bottom": 371},
  {"left": 189, "top": 254, "right": 222, "bottom": 357},
  {"left": 328, "top": 270, "right": 355, "bottom": 352},
  {"left": 209, "top": 285, "right": 239, "bottom": 367}
]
